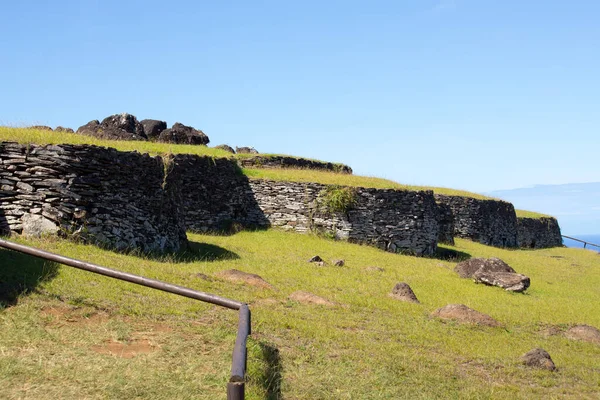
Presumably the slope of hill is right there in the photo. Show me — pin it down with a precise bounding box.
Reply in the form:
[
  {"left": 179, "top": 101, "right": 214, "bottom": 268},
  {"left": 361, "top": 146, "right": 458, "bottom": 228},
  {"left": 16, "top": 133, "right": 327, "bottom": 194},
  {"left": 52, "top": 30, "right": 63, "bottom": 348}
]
[{"left": 1, "top": 231, "right": 598, "bottom": 399}]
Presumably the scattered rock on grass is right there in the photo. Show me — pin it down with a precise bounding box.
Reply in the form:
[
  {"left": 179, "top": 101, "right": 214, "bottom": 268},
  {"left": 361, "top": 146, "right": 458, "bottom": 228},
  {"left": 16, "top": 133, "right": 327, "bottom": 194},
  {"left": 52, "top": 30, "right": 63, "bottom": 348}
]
[
  {"left": 289, "top": 291, "right": 335, "bottom": 307},
  {"left": 217, "top": 269, "right": 274, "bottom": 289},
  {"left": 194, "top": 273, "right": 213, "bottom": 281},
  {"left": 215, "top": 144, "right": 235, "bottom": 154},
  {"left": 455, "top": 257, "right": 515, "bottom": 278},
  {"left": 236, "top": 146, "right": 259, "bottom": 154},
  {"left": 564, "top": 325, "right": 600, "bottom": 344},
  {"left": 432, "top": 304, "right": 501, "bottom": 327},
  {"left": 473, "top": 271, "right": 530, "bottom": 292},
  {"left": 308, "top": 255, "right": 323, "bottom": 263},
  {"left": 390, "top": 282, "right": 420, "bottom": 303},
  {"left": 521, "top": 348, "right": 556, "bottom": 371},
  {"left": 28, "top": 125, "right": 53, "bottom": 131},
  {"left": 55, "top": 126, "right": 74, "bottom": 133},
  {"left": 333, "top": 259, "right": 345, "bottom": 267}
]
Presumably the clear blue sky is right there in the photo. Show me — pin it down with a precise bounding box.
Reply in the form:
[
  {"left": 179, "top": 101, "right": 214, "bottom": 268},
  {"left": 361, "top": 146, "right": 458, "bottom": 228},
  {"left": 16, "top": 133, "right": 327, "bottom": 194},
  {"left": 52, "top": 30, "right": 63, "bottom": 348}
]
[{"left": 1, "top": 0, "right": 598, "bottom": 192}]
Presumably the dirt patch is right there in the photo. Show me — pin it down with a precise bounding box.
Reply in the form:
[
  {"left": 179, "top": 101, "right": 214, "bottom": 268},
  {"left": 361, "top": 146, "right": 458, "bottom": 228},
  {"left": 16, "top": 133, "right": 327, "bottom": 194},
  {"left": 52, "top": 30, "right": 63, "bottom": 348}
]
[
  {"left": 253, "top": 298, "right": 279, "bottom": 307},
  {"left": 289, "top": 291, "right": 335, "bottom": 307},
  {"left": 41, "top": 306, "right": 109, "bottom": 326},
  {"left": 432, "top": 304, "right": 501, "bottom": 327},
  {"left": 564, "top": 325, "right": 600, "bottom": 344},
  {"left": 217, "top": 269, "right": 275, "bottom": 289},
  {"left": 92, "top": 338, "right": 157, "bottom": 358}
]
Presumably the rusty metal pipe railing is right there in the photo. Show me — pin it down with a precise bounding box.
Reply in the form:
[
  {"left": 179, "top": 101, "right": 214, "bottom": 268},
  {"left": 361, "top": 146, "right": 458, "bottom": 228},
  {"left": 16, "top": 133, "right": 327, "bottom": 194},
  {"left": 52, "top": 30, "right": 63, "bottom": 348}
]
[
  {"left": 562, "top": 235, "right": 600, "bottom": 250},
  {"left": 0, "top": 237, "right": 250, "bottom": 400}
]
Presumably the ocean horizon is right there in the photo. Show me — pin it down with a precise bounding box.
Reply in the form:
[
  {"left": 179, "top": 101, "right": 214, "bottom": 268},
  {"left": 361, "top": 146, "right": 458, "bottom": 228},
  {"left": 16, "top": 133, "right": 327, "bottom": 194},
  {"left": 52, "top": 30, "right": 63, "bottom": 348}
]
[{"left": 562, "top": 234, "right": 600, "bottom": 250}]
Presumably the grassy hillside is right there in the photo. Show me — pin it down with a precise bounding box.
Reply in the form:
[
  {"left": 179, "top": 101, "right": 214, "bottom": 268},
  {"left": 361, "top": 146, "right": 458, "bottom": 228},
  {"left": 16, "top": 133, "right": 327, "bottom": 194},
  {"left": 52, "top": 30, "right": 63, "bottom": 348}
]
[{"left": 1, "top": 231, "right": 598, "bottom": 399}]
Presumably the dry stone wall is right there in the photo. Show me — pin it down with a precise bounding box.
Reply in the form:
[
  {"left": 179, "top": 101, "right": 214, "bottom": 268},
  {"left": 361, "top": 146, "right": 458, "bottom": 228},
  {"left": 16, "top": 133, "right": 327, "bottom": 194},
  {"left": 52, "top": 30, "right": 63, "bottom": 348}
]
[
  {"left": 517, "top": 217, "right": 562, "bottom": 248},
  {"left": 434, "top": 194, "right": 518, "bottom": 247},
  {"left": 248, "top": 180, "right": 439, "bottom": 256},
  {"left": 0, "top": 142, "right": 187, "bottom": 252}
]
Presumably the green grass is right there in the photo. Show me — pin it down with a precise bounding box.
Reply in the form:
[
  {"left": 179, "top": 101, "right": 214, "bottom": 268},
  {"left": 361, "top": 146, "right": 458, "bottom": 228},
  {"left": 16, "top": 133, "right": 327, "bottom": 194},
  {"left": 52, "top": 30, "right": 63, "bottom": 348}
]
[
  {"left": 1, "top": 231, "right": 599, "bottom": 399},
  {"left": 0, "top": 126, "right": 232, "bottom": 158},
  {"left": 244, "top": 168, "right": 497, "bottom": 199},
  {"left": 516, "top": 209, "right": 553, "bottom": 219}
]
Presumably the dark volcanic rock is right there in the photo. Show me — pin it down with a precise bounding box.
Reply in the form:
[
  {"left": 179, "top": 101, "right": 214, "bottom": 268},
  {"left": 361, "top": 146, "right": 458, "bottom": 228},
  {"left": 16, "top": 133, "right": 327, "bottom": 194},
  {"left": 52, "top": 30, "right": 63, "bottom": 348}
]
[
  {"left": 473, "top": 271, "right": 530, "bottom": 292},
  {"left": 455, "top": 257, "right": 515, "bottom": 278},
  {"left": 521, "top": 348, "right": 556, "bottom": 371},
  {"left": 236, "top": 146, "right": 259, "bottom": 154},
  {"left": 308, "top": 255, "right": 323, "bottom": 263},
  {"left": 158, "top": 122, "right": 209, "bottom": 145},
  {"left": 237, "top": 155, "right": 353, "bottom": 174},
  {"left": 390, "top": 282, "right": 419, "bottom": 303},
  {"left": 77, "top": 119, "right": 100, "bottom": 134},
  {"left": 77, "top": 113, "right": 147, "bottom": 141},
  {"left": 55, "top": 126, "right": 74, "bottom": 133},
  {"left": 215, "top": 144, "right": 235, "bottom": 154},
  {"left": 141, "top": 119, "right": 167, "bottom": 139}
]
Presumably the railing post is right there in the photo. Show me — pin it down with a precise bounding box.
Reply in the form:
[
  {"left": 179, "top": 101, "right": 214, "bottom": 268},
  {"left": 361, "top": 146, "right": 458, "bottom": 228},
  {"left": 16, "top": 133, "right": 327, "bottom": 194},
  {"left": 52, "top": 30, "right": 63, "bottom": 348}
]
[{"left": 227, "top": 381, "right": 245, "bottom": 400}]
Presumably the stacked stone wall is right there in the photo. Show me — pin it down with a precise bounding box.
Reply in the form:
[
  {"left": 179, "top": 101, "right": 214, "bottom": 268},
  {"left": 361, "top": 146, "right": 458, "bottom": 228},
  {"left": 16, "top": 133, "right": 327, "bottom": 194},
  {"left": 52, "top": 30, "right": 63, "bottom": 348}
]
[
  {"left": 248, "top": 180, "right": 439, "bottom": 256},
  {"left": 434, "top": 194, "right": 518, "bottom": 247},
  {"left": 517, "top": 217, "right": 562, "bottom": 248},
  {"left": 0, "top": 142, "right": 187, "bottom": 252}
]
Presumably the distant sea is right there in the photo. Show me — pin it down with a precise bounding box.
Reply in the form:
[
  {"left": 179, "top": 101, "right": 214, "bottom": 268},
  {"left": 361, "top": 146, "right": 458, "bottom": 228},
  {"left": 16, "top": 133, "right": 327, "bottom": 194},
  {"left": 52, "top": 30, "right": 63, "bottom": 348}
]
[{"left": 562, "top": 234, "right": 600, "bottom": 251}]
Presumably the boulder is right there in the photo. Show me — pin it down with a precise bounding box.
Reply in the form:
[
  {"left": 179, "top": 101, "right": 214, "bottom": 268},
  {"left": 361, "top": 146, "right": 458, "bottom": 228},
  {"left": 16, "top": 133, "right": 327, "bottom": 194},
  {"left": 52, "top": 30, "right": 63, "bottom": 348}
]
[
  {"left": 289, "top": 291, "right": 335, "bottom": 307},
  {"left": 432, "top": 304, "right": 501, "bottom": 327},
  {"left": 473, "top": 271, "right": 530, "bottom": 292},
  {"left": 236, "top": 146, "right": 259, "bottom": 154},
  {"left": 390, "top": 282, "right": 419, "bottom": 303},
  {"left": 140, "top": 119, "right": 167, "bottom": 139},
  {"left": 158, "top": 122, "right": 209, "bottom": 145},
  {"left": 215, "top": 144, "right": 235, "bottom": 154},
  {"left": 55, "top": 126, "right": 74, "bottom": 133},
  {"left": 21, "top": 214, "right": 59, "bottom": 237},
  {"left": 521, "top": 348, "right": 556, "bottom": 371},
  {"left": 455, "top": 257, "right": 515, "bottom": 278},
  {"left": 564, "top": 325, "right": 600, "bottom": 344},
  {"left": 77, "top": 113, "right": 147, "bottom": 141}
]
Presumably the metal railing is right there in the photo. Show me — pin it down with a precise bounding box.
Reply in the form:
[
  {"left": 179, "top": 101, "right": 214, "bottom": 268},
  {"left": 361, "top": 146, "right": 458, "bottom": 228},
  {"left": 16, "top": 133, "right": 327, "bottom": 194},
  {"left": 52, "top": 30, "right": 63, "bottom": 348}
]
[
  {"left": 0, "top": 237, "right": 250, "bottom": 400},
  {"left": 562, "top": 235, "right": 600, "bottom": 251}
]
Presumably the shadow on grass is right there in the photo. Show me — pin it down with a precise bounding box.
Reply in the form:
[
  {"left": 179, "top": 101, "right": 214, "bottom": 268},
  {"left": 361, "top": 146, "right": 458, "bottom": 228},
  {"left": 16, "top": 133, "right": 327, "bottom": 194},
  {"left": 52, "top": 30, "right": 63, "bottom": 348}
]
[
  {"left": 257, "top": 341, "right": 283, "bottom": 400},
  {"left": 183, "top": 241, "right": 240, "bottom": 262},
  {"left": 433, "top": 246, "right": 471, "bottom": 262},
  {"left": 0, "top": 247, "right": 59, "bottom": 307}
]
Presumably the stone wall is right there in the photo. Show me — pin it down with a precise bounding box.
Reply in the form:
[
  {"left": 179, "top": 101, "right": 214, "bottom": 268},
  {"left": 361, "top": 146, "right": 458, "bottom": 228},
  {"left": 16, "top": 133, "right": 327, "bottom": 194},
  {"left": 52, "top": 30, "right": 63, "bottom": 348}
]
[
  {"left": 238, "top": 155, "right": 352, "bottom": 174},
  {"left": 248, "top": 180, "right": 439, "bottom": 256},
  {"left": 170, "top": 155, "right": 269, "bottom": 232},
  {"left": 434, "top": 201, "right": 455, "bottom": 245},
  {"left": 517, "top": 217, "right": 562, "bottom": 248},
  {"left": 434, "top": 194, "right": 518, "bottom": 247},
  {"left": 0, "top": 142, "right": 187, "bottom": 252}
]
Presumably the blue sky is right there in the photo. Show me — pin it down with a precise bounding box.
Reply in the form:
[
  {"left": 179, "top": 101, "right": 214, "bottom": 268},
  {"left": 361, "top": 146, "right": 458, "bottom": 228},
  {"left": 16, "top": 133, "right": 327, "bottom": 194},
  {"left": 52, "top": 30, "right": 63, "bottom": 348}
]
[{"left": 1, "top": 0, "right": 598, "bottom": 193}]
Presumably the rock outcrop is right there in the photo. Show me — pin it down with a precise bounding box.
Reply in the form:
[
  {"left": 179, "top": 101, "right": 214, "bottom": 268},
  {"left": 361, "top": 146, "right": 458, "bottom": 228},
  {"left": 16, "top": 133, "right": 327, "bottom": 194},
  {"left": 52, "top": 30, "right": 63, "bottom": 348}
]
[
  {"left": 238, "top": 155, "right": 352, "bottom": 174},
  {"left": 158, "top": 122, "right": 209, "bottom": 145},
  {"left": 140, "top": 119, "right": 167, "bottom": 139},
  {"left": 77, "top": 113, "right": 147, "bottom": 141}
]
